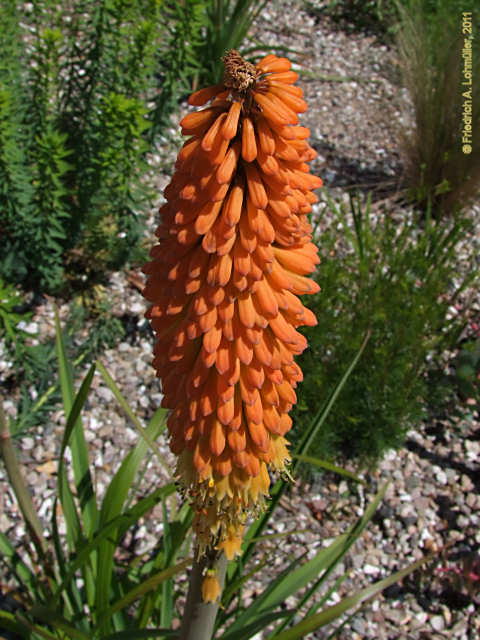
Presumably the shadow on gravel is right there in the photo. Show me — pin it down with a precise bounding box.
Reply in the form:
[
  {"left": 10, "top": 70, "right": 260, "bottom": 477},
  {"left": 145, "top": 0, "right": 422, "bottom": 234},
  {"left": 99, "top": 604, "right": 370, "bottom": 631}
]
[
  {"left": 312, "top": 141, "right": 402, "bottom": 200},
  {"left": 405, "top": 438, "right": 480, "bottom": 492}
]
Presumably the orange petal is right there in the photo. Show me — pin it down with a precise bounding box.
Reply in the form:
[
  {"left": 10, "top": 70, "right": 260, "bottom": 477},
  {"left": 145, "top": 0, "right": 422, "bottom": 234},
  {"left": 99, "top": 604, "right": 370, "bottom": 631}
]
[
  {"left": 241, "top": 117, "right": 257, "bottom": 162},
  {"left": 207, "top": 253, "right": 233, "bottom": 287},
  {"left": 194, "top": 438, "right": 211, "bottom": 472},
  {"left": 217, "top": 394, "right": 235, "bottom": 425},
  {"left": 259, "top": 56, "right": 291, "bottom": 73},
  {"left": 216, "top": 141, "right": 240, "bottom": 184},
  {"left": 267, "top": 70, "right": 299, "bottom": 84},
  {"left": 268, "top": 86, "right": 307, "bottom": 113},
  {"left": 202, "top": 112, "right": 227, "bottom": 151},
  {"left": 239, "top": 202, "right": 257, "bottom": 252},
  {"left": 233, "top": 239, "right": 251, "bottom": 276},
  {"left": 247, "top": 420, "right": 269, "bottom": 450},
  {"left": 249, "top": 206, "right": 275, "bottom": 243},
  {"left": 263, "top": 404, "right": 281, "bottom": 434},
  {"left": 194, "top": 200, "right": 223, "bottom": 235},
  {"left": 277, "top": 413, "right": 293, "bottom": 436},
  {"left": 254, "top": 278, "right": 279, "bottom": 318},
  {"left": 222, "top": 181, "right": 244, "bottom": 226},
  {"left": 269, "top": 312, "right": 298, "bottom": 344},
  {"left": 253, "top": 92, "right": 289, "bottom": 127},
  {"left": 222, "top": 101, "right": 242, "bottom": 140},
  {"left": 189, "top": 83, "right": 225, "bottom": 106},
  {"left": 228, "top": 425, "right": 247, "bottom": 452},
  {"left": 181, "top": 107, "right": 218, "bottom": 134},
  {"left": 203, "top": 323, "right": 222, "bottom": 354},
  {"left": 235, "top": 327, "right": 254, "bottom": 365},
  {"left": 237, "top": 293, "right": 256, "bottom": 328},
  {"left": 256, "top": 117, "right": 276, "bottom": 155},
  {"left": 256, "top": 148, "right": 280, "bottom": 175},
  {"left": 210, "top": 419, "right": 226, "bottom": 455},
  {"left": 245, "top": 163, "right": 268, "bottom": 209},
  {"left": 256, "top": 53, "right": 277, "bottom": 69},
  {"left": 213, "top": 451, "right": 232, "bottom": 476},
  {"left": 242, "top": 358, "right": 265, "bottom": 389},
  {"left": 268, "top": 81, "right": 303, "bottom": 97}
]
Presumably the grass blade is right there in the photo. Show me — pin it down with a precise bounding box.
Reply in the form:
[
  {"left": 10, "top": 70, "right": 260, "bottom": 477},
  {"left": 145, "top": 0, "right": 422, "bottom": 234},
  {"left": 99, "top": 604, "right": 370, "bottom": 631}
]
[
  {"left": 102, "top": 630, "right": 179, "bottom": 639},
  {"left": 96, "top": 360, "right": 170, "bottom": 475},
  {"left": 54, "top": 307, "right": 98, "bottom": 537},
  {"left": 29, "top": 604, "right": 91, "bottom": 639},
  {"left": 293, "top": 331, "right": 370, "bottom": 469},
  {"left": 271, "top": 554, "right": 432, "bottom": 639},
  {"left": 220, "top": 610, "right": 295, "bottom": 640},
  {"left": 96, "top": 559, "right": 191, "bottom": 628},
  {"left": 291, "top": 454, "right": 366, "bottom": 484},
  {"left": 95, "top": 412, "right": 167, "bottom": 633},
  {"left": 0, "top": 532, "right": 38, "bottom": 595}
]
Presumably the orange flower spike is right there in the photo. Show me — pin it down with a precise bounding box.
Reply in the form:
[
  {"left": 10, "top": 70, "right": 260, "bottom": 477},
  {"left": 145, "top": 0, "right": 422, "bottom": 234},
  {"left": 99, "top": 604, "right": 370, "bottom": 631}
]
[{"left": 143, "top": 50, "right": 322, "bottom": 557}]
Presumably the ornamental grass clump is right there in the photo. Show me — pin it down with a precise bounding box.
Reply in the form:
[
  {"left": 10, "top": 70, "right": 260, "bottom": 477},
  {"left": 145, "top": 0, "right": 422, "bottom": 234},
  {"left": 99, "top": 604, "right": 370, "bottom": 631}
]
[{"left": 143, "top": 51, "right": 322, "bottom": 561}]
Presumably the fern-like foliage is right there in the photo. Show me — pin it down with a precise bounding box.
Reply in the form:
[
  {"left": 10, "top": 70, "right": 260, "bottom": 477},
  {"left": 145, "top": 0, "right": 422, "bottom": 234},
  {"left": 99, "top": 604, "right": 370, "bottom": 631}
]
[
  {"left": 0, "top": 0, "right": 263, "bottom": 294},
  {"left": 0, "top": 0, "right": 162, "bottom": 294}
]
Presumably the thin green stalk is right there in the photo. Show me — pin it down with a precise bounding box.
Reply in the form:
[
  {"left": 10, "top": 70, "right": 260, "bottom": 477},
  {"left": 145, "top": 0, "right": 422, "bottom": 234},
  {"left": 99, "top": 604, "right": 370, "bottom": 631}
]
[
  {"left": 0, "top": 399, "right": 48, "bottom": 560},
  {"left": 180, "top": 552, "right": 228, "bottom": 640}
]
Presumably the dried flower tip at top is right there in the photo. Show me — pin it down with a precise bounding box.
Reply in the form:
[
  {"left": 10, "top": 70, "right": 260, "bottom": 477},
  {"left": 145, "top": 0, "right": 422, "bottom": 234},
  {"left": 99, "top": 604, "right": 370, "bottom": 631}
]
[{"left": 223, "top": 50, "right": 257, "bottom": 92}]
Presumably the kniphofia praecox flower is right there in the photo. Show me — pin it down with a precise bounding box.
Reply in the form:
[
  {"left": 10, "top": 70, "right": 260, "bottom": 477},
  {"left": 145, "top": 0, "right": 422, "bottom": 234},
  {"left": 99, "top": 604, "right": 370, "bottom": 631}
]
[{"left": 143, "top": 51, "right": 322, "bottom": 557}]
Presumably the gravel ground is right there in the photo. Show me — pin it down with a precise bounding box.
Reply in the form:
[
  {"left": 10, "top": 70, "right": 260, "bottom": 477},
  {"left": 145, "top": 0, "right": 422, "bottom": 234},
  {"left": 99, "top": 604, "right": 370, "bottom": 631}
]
[{"left": 1, "top": 0, "right": 480, "bottom": 638}]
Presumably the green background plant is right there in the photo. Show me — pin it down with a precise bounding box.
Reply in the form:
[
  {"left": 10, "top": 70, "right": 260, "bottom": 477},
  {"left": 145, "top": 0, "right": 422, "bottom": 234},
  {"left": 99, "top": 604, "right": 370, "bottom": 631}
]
[
  {"left": 292, "top": 192, "right": 477, "bottom": 463},
  {"left": 395, "top": 0, "right": 480, "bottom": 215}
]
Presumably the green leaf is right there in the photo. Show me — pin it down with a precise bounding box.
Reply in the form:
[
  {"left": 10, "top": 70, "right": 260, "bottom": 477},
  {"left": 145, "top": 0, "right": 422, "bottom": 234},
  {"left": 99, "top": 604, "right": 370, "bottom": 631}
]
[
  {"left": 54, "top": 485, "right": 175, "bottom": 602},
  {"left": 220, "top": 610, "right": 295, "bottom": 640},
  {"left": 96, "top": 360, "right": 170, "bottom": 474},
  {"left": 0, "top": 532, "right": 37, "bottom": 594},
  {"left": 95, "top": 409, "right": 167, "bottom": 633},
  {"left": 96, "top": 559, "right": 191, "bottom": 628},
  {"left": 0, "top": 610, "right": 31, "bottom": 636},
  {"left": 270, "top": 555, "right": 432, "bottom": 639},
  {"left": 293, "top": 331, "right": 371, "bottom": 469},
  {"left": 228, "top": 482, "right": 390, "bottom": 635},
  {"left": 55, "top": 307, "right": 98, "bottom": 537},
  {"left": 102, "top": 630, "right": 179, "bottom": 639},
  {"left": 29, "top": 605, "right": 91, "bottom": 639},
  {"left": 291, "top": 454, "right": 366, "bottom": 484}
]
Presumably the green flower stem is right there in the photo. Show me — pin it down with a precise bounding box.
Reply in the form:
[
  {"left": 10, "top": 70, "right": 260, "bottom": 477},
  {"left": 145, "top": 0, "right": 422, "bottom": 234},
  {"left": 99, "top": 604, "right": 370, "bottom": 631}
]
[
  {"left": 180, "top": 551, "right": 228, "bottom": 640},
  {"left": 0, "top": 399, "right": 48, "bottom": 559}
]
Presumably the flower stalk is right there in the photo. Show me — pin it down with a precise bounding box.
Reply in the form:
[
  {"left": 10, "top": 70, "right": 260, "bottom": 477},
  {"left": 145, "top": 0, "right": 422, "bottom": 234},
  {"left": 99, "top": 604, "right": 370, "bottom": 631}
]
[{"left": 180, "top": 550, "right": 228, "bottom": 640}]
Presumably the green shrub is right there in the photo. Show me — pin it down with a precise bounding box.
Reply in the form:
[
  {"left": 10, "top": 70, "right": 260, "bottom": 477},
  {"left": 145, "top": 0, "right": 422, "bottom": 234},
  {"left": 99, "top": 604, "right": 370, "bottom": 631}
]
[
  {"left": 292, "top": 192, "right": 476, "bottom": 464},
  {"left": 395, "top": 0, "right": 480, "bottom": 214},
  {"left": 0, "top": 0, "right": 270, "bottom": 295},
  {"left": 0, "top": 0, "right": 163, "bottom": 294}
]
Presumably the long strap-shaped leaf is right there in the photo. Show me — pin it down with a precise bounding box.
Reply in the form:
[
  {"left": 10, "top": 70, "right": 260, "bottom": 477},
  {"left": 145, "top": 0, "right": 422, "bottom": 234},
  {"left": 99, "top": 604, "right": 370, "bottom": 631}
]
[
  {"left": 95, "top": 559, "right": 191, "bottom": 630},
  {"left": 94, "top": 403, "right": 167, "bottom": 634},
  {"left": 55, "top": 307, "right": 99, "bottom": 537},
  {"left": 226, "top": 482, "right": 389, "bottom": 635},
  {"left": 270, "top": 553, "right": 432, "bottom": 640},
  {"left": 53, "top": 484, "right": 175, "bottom": 602},
  {"left": 102, "top": 630, "right": 179, "bottom": 639}
]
